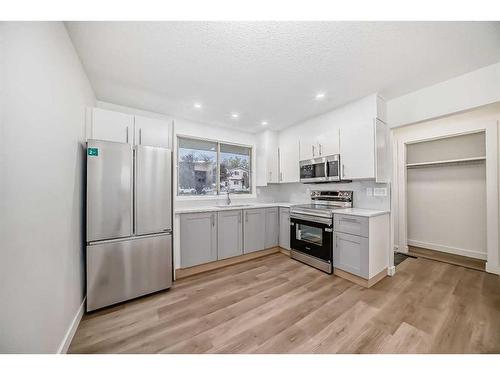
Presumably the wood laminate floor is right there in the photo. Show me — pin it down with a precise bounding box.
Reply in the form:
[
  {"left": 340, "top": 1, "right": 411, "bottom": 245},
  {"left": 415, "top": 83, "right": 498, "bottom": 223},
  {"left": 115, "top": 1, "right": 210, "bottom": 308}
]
[
  {"left": 69, "top": 253, "right": 500, "bottom": 354},
  {"left": 408, "top": 246, "right": 486, "bottom": 271}
]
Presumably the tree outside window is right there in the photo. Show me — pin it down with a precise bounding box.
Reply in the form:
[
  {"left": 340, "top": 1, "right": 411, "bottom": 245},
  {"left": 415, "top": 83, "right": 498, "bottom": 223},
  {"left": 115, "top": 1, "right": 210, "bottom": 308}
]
[{"left": 178, "top": 137, "right": 251, "bottom": 196}]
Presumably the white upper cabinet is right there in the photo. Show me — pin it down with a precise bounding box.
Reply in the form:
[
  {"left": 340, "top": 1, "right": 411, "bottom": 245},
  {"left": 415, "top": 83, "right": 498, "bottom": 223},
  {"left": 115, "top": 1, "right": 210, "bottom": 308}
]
[
  {"left": 339, "top": 118, "right": 375, "bottom": 180},
  {"left": 278, "top": 94, "right": 387, "bottom": 182},
  {"left": 266, "top": 133, "right": 279, "bottom": 184},
  {"left": 299, "top": 129, "right": 340, "bottom": 161},
  {"left": 88, "top": 107, "right": 172, "bottom": 148},
  {"left": 134, "top": 115, "right": 172, "bottom": 148},
  {"left": 256, "top": 130, "right": 279, "bottom": 186},
  {"left": 279, "top": 137, "right": 300, "bottom": 183},
  {"left": 374, "top": 118, "right": 390, "bottom": 183},
  {"left": 90, "top": 108, "right": 134, "bottom": 144},
  {"left": 317, "top": 129, "right": 340, "bottom": 156},
  {"left": 339, "top": 117, "right": 388, "bottom": 181},
  {"left": 339, "top": 95, "right": 387, "bottom": 180},
  {"left": 299, "top": 138, "right": 315, "bottom": 160}
]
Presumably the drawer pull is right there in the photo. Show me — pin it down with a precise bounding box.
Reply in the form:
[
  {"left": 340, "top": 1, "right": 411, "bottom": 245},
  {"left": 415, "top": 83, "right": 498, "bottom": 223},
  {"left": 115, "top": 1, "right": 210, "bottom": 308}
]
[
  {"left": 340, "top": 217, "right": 359, "bottom": 223},
  {"left": 339, "top": 238, "right": 361, "bottom": 245}
]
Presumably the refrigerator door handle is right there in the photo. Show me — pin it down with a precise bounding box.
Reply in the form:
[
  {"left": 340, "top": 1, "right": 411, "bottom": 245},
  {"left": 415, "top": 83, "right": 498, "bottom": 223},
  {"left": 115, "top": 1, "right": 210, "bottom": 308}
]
[{"left": 132, "top": 145, "right": 136, "bottom": 235}]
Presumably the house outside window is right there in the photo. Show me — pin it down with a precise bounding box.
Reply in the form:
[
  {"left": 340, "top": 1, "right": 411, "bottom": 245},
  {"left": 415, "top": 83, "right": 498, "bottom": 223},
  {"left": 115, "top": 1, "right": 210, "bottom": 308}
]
[{"left": 177, "top": 137, "right": 252, "bottom": 196}]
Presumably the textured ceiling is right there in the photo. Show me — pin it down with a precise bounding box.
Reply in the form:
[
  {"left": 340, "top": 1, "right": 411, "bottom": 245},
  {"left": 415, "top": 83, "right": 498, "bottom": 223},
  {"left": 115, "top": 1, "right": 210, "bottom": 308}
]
[{"left": 66, "top": 21, "right": 500, "bottom": 132}]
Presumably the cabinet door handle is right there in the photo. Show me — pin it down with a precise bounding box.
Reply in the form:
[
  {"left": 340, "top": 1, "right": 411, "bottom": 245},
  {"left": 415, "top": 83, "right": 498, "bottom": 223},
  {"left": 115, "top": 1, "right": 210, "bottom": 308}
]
[
  {"left": 312, "top": 145, "right": 315, "bottom": 157},
  {"left": 245, "top": 211, "right": 248, "bottom": 222},
  {"left": 126, "top": 126, "right": 129, "bottom": 143},
  {"left": 139, "top": 128, "right": 142, "bottom": 145},
  {"left": 342, "top": 164, "right": 345, "bottom": 178},
  {"left": 319, "top": 143, "right": 322, "bottom": 155},
  {"left": 211, "top": 213, "right": 215, "bottom": 227}
]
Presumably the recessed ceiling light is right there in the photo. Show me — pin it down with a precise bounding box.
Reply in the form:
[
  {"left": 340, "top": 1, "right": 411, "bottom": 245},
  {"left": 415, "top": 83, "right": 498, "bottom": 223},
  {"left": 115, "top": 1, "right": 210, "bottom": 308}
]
[
  {"left": 261, "top": 121, "right": 268, "bottom": 126},
  {"left": 315, "top": 92, "right": 326, "bottom": 100},
  {"left": 193, "top": 102, "right": 202, "bottom": 109},
  {"left": 231, "top": 112, "right": 239, "bottom": 119}
]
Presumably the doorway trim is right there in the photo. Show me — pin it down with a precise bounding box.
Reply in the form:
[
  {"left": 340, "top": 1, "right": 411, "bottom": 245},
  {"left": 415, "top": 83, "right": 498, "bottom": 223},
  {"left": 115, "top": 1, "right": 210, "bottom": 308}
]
[{"left": 391, "top": 112, "right": 499, "bottom": 275}]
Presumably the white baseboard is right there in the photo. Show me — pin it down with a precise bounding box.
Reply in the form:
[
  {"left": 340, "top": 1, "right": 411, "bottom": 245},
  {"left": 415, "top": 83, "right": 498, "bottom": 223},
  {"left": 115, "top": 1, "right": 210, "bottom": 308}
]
[
  {"left": 57, "top": 297, "right": 86, "bottom": 354},
  {"left": 387, "top": 266, "right": 396, "bottom": 276},
  {"left": 407, "top": 240, "right": 487, "bottom": 260},
  {"left": 485, "top": 262, "right": 500, "bottom": 275}
]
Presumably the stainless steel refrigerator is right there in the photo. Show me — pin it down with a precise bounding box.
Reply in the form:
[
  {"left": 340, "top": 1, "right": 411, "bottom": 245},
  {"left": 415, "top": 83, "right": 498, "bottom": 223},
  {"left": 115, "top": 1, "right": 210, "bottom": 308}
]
[{"left": 86, "top": 139, "right": 172, "bottom": 311}]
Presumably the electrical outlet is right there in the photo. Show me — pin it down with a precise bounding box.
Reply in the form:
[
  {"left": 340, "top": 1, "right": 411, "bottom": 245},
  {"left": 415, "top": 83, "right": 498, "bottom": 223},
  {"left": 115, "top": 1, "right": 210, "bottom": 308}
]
[
  {"left": 366, "top": 188, "right": 373, "bottom": 196},
  {"left": 373, "top": 188, "right": 387, "bottom": 197}
]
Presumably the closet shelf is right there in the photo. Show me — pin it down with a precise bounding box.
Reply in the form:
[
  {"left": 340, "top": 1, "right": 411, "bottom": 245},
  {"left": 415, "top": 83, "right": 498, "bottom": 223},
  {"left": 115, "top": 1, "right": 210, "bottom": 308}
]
[{"left": 406, "top": 156, "right": 486, "bottom": 168}]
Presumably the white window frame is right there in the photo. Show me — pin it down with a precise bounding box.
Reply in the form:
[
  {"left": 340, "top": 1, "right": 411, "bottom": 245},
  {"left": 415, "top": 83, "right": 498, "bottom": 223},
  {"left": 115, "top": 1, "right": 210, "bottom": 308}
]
[{"left": 176, "top": 135, "right": 254, "bottom": 199}]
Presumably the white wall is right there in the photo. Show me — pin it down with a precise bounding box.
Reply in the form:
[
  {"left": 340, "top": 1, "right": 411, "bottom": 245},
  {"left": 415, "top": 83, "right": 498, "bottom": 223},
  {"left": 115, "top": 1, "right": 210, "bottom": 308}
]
[
  {"left": 0, "top": 22, "right": 95, "bottom": 353},
  {"left": 407, "top": 162, "right": 487, "bottom": 259},
  {"left": 387, "top": 62, "right": 500, "bottom": 128}
]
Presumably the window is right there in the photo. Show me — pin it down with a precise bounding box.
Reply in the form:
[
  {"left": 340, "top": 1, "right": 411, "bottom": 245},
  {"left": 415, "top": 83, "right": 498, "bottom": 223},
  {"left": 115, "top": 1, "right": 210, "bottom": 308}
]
[{"left": 177, "top": 137, "right": 252, "bottom": 196}]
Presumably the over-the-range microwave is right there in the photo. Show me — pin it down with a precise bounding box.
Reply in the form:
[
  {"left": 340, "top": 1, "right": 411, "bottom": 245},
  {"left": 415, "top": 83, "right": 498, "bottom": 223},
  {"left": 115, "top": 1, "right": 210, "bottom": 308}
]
[{"left": 299, "top": 154, "right": 348, "bottom": 183}]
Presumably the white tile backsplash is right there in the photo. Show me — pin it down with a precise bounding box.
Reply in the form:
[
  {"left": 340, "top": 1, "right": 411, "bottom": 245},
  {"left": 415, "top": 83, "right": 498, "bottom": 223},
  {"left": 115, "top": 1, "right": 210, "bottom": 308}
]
[
  {"left": 257, "top": 181, "right": 390, "bottom": 211},
  {"left": 175, "top": 181, "right": 390, "bottom": 212}
]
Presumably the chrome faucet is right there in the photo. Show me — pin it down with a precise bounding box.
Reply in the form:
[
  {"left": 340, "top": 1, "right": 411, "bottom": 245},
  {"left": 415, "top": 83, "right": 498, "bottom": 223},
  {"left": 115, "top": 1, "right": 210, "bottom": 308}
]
[{"left": 226, "top": 190, "right": 231, "bottom": 206}]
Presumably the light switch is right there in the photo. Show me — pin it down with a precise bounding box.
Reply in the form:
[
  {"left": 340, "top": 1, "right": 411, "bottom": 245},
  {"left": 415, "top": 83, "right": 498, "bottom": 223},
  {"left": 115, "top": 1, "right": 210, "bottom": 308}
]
[
  {"left": 373, "top": 187, "right": 387, "bottom": 197},
  {"left": 366, "top": 188, "right": 373, "bottom": 196}
]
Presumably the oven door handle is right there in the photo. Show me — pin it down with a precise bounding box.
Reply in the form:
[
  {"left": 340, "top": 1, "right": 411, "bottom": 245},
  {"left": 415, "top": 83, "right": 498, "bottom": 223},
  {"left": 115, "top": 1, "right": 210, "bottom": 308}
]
[{"left": 290, "top": 213, "right": 333, "bottom": 226}]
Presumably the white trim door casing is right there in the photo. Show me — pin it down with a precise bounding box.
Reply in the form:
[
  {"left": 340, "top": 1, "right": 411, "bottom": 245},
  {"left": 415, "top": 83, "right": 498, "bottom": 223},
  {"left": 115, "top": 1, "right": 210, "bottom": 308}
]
[{"left": 391, "top": 111, "right": 499, "bottom": 275}]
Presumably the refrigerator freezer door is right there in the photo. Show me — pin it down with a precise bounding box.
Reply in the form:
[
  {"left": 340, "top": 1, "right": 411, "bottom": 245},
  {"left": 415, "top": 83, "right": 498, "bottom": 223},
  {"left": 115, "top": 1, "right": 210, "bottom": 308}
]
[
  {"left": 87, "top": 140, "right": 133, "bottom": 242},
  {"left": 86, "top": 234, "right": 172, "bottom": 311},
  {"left": 135, "top": 146, "right": 172, "bottom": 235}
]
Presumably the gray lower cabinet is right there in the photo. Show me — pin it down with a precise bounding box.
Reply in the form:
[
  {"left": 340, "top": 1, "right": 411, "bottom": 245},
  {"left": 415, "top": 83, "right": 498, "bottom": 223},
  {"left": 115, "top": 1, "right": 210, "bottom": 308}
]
[
  {"left": 334, "top": 214, "right": 369, "bottom": 237},
  {"left": 180, "top": 212, "right": 217, "bottom": 268},
  {"left": 243, "top": 208, "right": 266, "bottom": 253},
  {"left": 265, "top": 207, "right": 279, "bottom": 248},
  {"left": 333, "top": 231, "right": 369, "bottom": 278},
  {"left": 279, "top": 207, "right": 290, "bottom": 250},
  {"left": 217, "top": 210, "right": 243, "bottom": 260}
]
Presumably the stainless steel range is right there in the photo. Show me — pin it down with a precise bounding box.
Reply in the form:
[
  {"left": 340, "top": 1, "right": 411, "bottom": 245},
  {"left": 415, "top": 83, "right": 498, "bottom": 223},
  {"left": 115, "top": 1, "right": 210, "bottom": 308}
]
[{"left": 290, "top": 190, "right": 353, "bottom": 274}]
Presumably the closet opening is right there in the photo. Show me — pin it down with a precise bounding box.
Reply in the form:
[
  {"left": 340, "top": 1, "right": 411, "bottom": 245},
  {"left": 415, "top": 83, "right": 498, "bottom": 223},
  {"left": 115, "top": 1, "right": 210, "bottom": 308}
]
[{"left": 404, "top": 131, "right": 487, "bottom": 271}]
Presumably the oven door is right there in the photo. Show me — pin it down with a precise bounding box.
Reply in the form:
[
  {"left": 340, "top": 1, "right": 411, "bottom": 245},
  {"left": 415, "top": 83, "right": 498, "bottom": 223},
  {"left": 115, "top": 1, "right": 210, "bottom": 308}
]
[
  {"left": 299, "top": 158, "right": 327, "bottom": 183},
  {"left": 290, "top": 213, "right": 333, "bottom": 263}
]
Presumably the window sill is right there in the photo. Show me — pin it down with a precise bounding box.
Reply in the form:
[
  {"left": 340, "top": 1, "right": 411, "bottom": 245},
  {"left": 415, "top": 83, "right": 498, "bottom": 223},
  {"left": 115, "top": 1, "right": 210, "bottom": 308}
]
[{"left": 175, "top": 193, "right": 257, "bottom": 201}]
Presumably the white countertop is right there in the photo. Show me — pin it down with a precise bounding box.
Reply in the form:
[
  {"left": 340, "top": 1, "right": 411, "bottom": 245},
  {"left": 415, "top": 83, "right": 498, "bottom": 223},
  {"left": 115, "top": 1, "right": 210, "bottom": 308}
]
[
  {"left": 175, "top": 203, "right": 389, "bottom": 216},
  {"left": 332, "top": 208, "right": 389, "bottom": 218},
  {"left": 174, "top": 202, "right": 300, "bottom": 214}
]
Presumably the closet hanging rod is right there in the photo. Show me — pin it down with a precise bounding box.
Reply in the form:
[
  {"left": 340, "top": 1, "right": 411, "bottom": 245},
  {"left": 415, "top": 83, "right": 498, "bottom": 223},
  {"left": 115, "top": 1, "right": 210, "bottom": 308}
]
[{"left": 406, "top": 156, "right": 486, "bottom": 169}]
